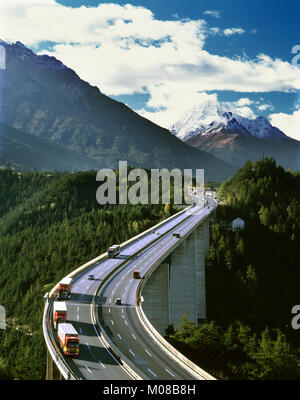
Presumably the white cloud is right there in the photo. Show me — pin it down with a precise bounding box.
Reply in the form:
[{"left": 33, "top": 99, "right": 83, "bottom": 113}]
[
  {"left": 269, "top": 110, "right": 300, "bottom": 140},
  {"left": 203, "top": 10, "right": 220, "bottom": 19},
  {"left": 0, "top": 0, "right": 299, "bottom": 128},
  {"left": 223, "top": 28, "right": 245, "bottom": 36},
  {"left": 209, "top": 27, "right": 220, "bottom": 35},
  {"left": 222, "top": 98, "right": 257, "bottom": 119},
  {"left": 138, "top": 90, "right": 219, "bottom": 128},
  {"left": 138, "top": 92, "right": 258, "bottom": 128},
  {"left": 233, "top": 106, "right": 256, "bottom": 119},
  {"left": 235, "top": 98, "right": 253, "bottom": 107},
  {"left": 257, "top": 103, "right": 273, "bottom": 111}
]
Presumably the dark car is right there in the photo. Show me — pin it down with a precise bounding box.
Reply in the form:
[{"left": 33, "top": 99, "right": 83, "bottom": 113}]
[
  {"left": 115, "top": 298, "right": 122, "bottom": 305},
  {"left": 88, "top": 274, "right": 94, "bottom": 280},
  {"left": 172, "top": 233, "right": 181, "bottom": 238}
]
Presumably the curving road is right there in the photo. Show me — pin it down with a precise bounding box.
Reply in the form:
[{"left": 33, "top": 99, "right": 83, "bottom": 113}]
[{"left": 45, "top": 196, "right": 217, "bottom": 380}]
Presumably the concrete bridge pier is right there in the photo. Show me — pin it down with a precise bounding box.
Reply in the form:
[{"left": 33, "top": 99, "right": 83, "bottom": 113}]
[
  {"left": 46, "top": 349, "right": 54, "bottom": 380},
  {"left": 142, "top": 217, "right": 210, "bottom": 336}
]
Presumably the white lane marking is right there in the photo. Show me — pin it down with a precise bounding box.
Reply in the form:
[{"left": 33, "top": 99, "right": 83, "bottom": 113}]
[
  {"left": 131, "top": 333, "right": 136, "bottom": 340},
  {"left": 99, "top": 361, "right": 105, "bottom": 369},
  {"left": 121, "top": 309, "right": 124, "bottom": 313},
  {"left": 147, "top": 368, "right": 157, "bottom": 378},
  {"left": 86, "top": 342, "right": 90, "bottom": 349},
  {"left": 75, "top": 209, "right": 207, "bottom": 377},
  {"left": 90, "top": 303, "right": 133, "bottom": 379},
  {"left": 165, "top": 368, "right": 175, "bottom": 377},
  {"left": 129, "top": 349, "right": 135, "bottom": 357},
  {"left": 124, "top": 320, "right": 128, "bottom": 326},
  {"left": 85, "top": 365, "right": 92, "bottom": 374},
  {"left": 111, "top": 320, "right": 114, "bottom": 326},
  {"left": 145, "top": 349, "right": 152, "bottom": 357},
  {"left": 108, "top": 308, "right": 111, "bottom": 313},
  {"left": 77, "top": 314, "right": 79, "bottom": 321},
  {"left": 117, "top": 333, "right": 122, "bottom": 340}
]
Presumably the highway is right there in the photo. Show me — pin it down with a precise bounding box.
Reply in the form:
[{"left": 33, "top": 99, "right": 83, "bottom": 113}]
[{"left": 44, "top": 195, "right": 217, "bottom": 380}]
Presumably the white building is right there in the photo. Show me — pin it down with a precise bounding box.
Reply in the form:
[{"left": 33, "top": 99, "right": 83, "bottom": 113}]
[{"left": 232, "top": 218, "right": 245, "bottom": 230}]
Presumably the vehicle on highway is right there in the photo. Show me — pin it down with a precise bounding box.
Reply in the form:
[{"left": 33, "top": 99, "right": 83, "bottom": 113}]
[
  {"left": 53, "top": 301, "right": 67, "bottom": 330},
  {"left": 57, "top": 323, "right": 79, "bottom": 357},
  {"left": 57, "top": 277, "right": 72, "bottom": 300},
  {"left": 88, "top": 274, "right": 94, "bottom": 280},
  {"left": 132, "top": 270, "right": 141, "bottom": 279},
  {"left": 115, "top": 298, "right": 122, "bottom": 305},
  {"left": 108, "top": 244, "right": 120, "bottom": 258},
  {"left": 172, "top": 233, "right": 181, "bottom": 238}
]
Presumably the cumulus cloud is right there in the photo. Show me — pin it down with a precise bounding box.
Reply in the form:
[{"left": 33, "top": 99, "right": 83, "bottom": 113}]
[
  {"left": 138, "top": 92, "right": 258, "bottom": 128},
  {"left": 257, "top": 103, "right": 273, "bottom": 111},
  {"left": 269, "top": 110, "right": 300, "bottom": 140},
  {"left": 0, "top": 0, "right": 299, "bottom": 130},
  {"left": 235, "top": 98, "right": 253, "bottom": 107},
  {"left": 222, "top": 98, "right": 257, "bottom": 119},
  {"left": 203, "top": 10, "right": 220, "bottom": 19},
  {"left": 223, "top": 28, "right": 245, "bottom": 36}
]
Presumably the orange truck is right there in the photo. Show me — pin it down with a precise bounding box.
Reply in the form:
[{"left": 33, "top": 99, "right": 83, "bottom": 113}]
[
  {"left": 57, "top": 323, "right": 79, "bottom": 357},
  {"left": 53, "top": 301, "right": 67, "bottom": 329},
  {"left": 132, "top": 270, "right": 141, "bottom": 279},
  {"left": 58, "top": 277, "right": 72, "bottom": 300}
]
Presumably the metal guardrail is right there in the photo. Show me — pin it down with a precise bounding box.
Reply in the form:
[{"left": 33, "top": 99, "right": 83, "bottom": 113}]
[
  {"left": 136, "top": 304, "right": 215, "bottom": 380},
  {"left": 90, "top": 200, "right": 217, "bottom": 380},
  {"left": 43, "top": 296, "right": 77, "bottom": 380},
  {"left": 43, "top": 204, "right": 194, "bottom": 379},
  {"left": 44, "top": 200, "right": 218, "bottom": 380},
  {"left": 135, "top": 202, "right": 217, "bottom": 380}
]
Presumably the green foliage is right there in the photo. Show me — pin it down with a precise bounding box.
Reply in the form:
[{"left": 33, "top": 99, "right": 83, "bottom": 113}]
[
  {"left": 0, "top": 169, "right": 173, "bottom": 379},
  {"left": 168, "top": 319, "right": 300, "bottom": 380},
  {"left": 166, "top": 159, "right": 300, "bottom": 379}
]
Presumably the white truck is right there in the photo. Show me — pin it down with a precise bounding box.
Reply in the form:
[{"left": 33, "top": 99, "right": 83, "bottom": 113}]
[
  {"left": 107, "top": 244, "right": 120, "bottom": 258},
  {"left": 57, "top": 323, "right": 79, "bottom": 357},
  {"left": 58, "top": 277, "right": 72, "bottom": 300},
  {"left": 53, "top": 301, "right": 67, "bottom": 329}
]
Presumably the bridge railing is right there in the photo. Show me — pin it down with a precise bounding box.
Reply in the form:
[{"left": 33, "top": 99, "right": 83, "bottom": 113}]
[
  {"left": 43, "top": 204, "right": 194, "bottom": 379},
  {"left": 135, "top": 203, "right": 217, "bottom": 380}
]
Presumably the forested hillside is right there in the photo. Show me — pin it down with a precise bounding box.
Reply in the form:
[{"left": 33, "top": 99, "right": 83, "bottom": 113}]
[
  {"left": 0, "top": 169, "right": 173, "bottom": 379},
  {"left": 166, "top": 159, "right": 300, "bottom": 379},
  {"left": 0, "top": 40, "right": 236, "bottom": 181}
]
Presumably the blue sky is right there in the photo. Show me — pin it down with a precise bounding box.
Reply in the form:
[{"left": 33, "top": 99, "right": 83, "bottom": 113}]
[{"left": 0, "top": 0, "right": 300, "bottom": 138}]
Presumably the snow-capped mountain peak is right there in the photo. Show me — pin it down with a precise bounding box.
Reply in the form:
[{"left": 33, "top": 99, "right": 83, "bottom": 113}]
[{"left": 170, "top": 103, "right": 286, "bottom": 141}]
